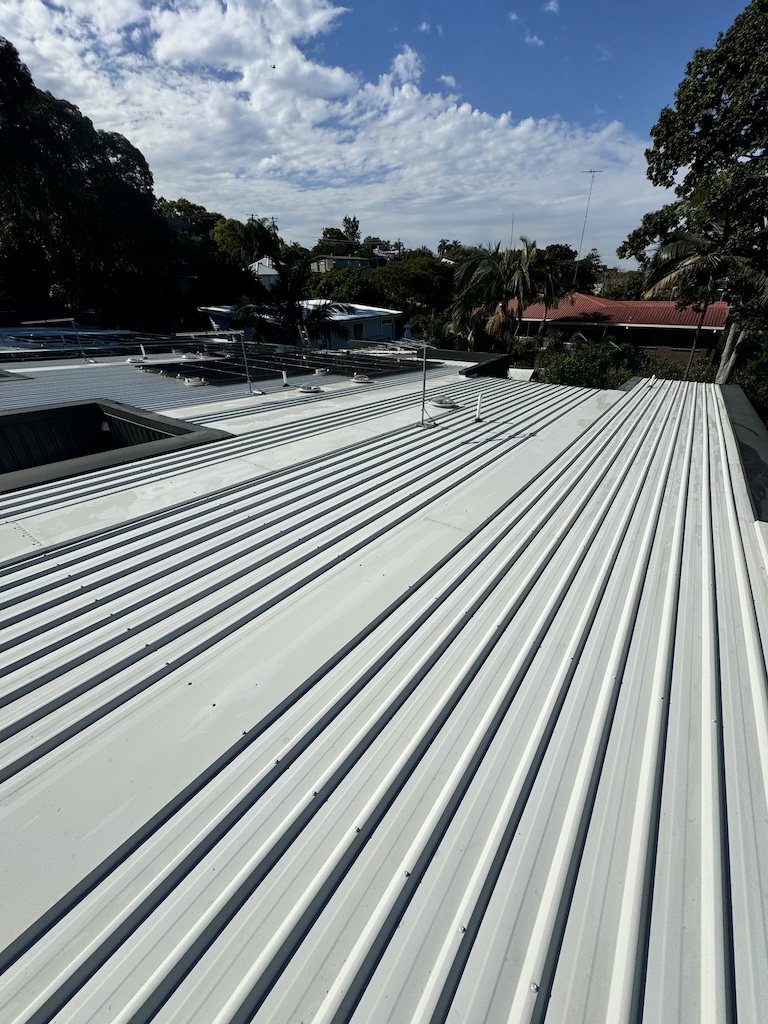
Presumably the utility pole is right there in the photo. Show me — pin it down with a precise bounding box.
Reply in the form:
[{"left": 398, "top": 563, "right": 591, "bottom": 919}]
[{"left": 573, "top": 169, "right": 602, "bottom": 288}]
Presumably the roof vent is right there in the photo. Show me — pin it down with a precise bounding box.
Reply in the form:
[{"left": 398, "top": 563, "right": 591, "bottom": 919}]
[
  {"left": 430, "top": 396, "right": 459, "bottom": 409},
  {"left": 298, "top": 384, "right": 323, "bottom": 394},
  {"left": 351, "top": 373, "right": 372, "bottom": 383}
]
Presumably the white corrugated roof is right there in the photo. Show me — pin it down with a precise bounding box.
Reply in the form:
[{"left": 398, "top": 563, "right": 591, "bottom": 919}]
[{"left": 0, "top": 370, "right": 767, "bottom": 1023}]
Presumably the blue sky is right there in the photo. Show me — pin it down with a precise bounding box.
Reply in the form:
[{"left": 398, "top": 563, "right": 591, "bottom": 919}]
[
  {"left": 0, "top": 1, "right": 750, "bottom": 264},
  {"left": 313, "top": 1, "right": 743, "bottom": 135}
]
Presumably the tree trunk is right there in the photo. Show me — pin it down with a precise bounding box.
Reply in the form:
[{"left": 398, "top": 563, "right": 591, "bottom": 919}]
[{"left": 715, "top": 322, "right": 744, "bottom": 384}]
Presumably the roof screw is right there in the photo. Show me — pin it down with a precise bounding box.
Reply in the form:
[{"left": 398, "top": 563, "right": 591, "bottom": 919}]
[
  {"left": 531, "top": 983, "right": 539, "bottom": 993},
  {"left": 459, "top": 925, "right": 466, "bottom": 933},
  {"left": 403, "top": 870, "right": 411, "bottom": 878}
]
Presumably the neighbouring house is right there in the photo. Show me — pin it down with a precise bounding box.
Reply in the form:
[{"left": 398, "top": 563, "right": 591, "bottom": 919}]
[
  {"left": 310, "top": 255, "right": 385, "bottom": 276},
  {"left": 248, "top": 257, "right": 280, "bottom": 291},
  {"left": 516, "top": 293, "right": 730, "bottom": 366},
  {"left": 198, "top": 301, "right": 402, "bottom": 349}
]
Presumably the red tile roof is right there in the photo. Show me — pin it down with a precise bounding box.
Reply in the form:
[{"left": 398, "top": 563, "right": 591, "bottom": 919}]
[{"left": 515, "top": 293, "right": 729, "bottom": 330}]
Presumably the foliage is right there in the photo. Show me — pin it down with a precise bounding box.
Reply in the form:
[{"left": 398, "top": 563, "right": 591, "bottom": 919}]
[
  {"left": 210, "top": 218, "right": 249, "bottom": 267},
  {"left": 0, "top": 37, "right": 169, "bottom": 324},
  {"left": 358, "top": 236, "right": 392, "bottom": 258},
  {"left": 686, "top": 358, "right": 718, "bottom": 383},
  {"left": 620, "top": 3, "right": 768, "bottom": 385},
  {"left": 733, "top": 358, "right": 768, "bottom": 423},
  {"left": 278, "top": 239, "right": 311, "bottom": 266},
  {"left": 342, "top": 216, "right": 360, "bottom": 244},
  {"left": 371, "top": 251, "right": 454, "bottom": 322},
  {"left": 436, "top": 239, "right": 467, "bottom": 259},
  {"left": 599, "top": 269, "right": 646, "bottom": 300},
  {"left": 156, "top": 197, "right": 223, "bottom": 235},
  {"left": 233, "top": 227, "right": 351, "bottom": 347},
  {"left": 534, "top": 335, "right": 683, "bottom": 389},
  {"left": 208, "top": 216, "right": 284, "bottom": 271},
  {"left": 307, "top": 268, "right": 383, "bottom": 305},
  {"left": 312, "top": 217, "right": 361, "bottom": 256},
  {"left": 616, "top": 203, "right": 689, "bottom": 268},
  {"left": 451, "top": 237, "right": 551, "bottom": 347},
  {"left": 645, "top": 1, "right": 768, "bottom": 210},
  {"left": 542, "top": 244, "right": 601, "bottom": 296}
]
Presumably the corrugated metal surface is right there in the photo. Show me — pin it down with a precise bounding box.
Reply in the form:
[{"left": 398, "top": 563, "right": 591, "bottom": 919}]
[
  {"left": 519, "top": 294, "right": 730, "bottom": 330},
  {"left": 0, "top": 377, "right": 766, "bottom": 1023},
  {"left": 0, "top": 363, "right": 461, "bottom": 527},
  {"left": 0, "top": 358, "right": 441, "bottom": 416}
]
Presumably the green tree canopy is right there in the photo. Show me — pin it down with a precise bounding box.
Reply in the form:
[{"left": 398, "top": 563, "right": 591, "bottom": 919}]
[
  {"left": 313, "top": 226, "right": 352, "bottom": 257},
  {"left": 451, "top": 238, "right": 550, "bottom": 347},
  {"left": 342, "top": 215, "right": 360, "bottom": 244},
  {"left": 0, "top": 37, "right": 167, "bottom": 322},
  {"left": 619, "top": 2, "right": 768, "bottom": 382},
  {"left": 646, "top": 0, "right": 768, "bottom": 214},
  {"left": 307, "top": 268, "right": 383, "bottom": 305},
  {"left": 371, "top": 251, "right": 454, "bottom": 320}
]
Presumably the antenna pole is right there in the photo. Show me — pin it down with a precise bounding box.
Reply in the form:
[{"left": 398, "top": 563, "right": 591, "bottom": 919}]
[{"left": 572, "top": 169, "right": 602, "bottom": 288}]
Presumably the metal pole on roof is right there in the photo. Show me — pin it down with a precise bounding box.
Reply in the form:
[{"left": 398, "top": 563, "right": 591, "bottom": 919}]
[
  {"left": 421, "top": 342, "right": 427, "bottom": 426},
  {"left": 419, "top": 342, "right": 436, "bottom": 427},
  {"left": 71, "top": 317, "right": 94, "bottom": 363},
  {"left": 572, "top": 170, "right": 602, "bottom": 288},
  {"left": 239, "top": 331, "right": 251, "bottom": 393},
  {"left": 238, "top": 330, "right": 260, "bottom": 395}
]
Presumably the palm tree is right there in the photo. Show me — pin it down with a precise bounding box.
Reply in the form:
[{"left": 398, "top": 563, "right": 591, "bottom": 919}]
[
  {"left": 451, "top": 237, "right": 545, "bottom": 348},
  {"left": 643, "top": 220, "right": 768, "bottom": 382},
  {"left": 232, "top": 223, "right": 351, "bottom": 350}
]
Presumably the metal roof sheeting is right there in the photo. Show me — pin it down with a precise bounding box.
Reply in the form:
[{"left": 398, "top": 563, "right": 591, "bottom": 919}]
[
  {"left": 519, "top": 293, "right": 730, "bottom": 330},
  {"left": 0, "top": 375, "right": 767, "bottom": 1023}
]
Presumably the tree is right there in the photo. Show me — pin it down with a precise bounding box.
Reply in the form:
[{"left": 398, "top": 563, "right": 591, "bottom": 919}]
[
  {"left": 358, "top": 236, "right": 391, "bottom": 258},
  {"left": 645, "top": 1, "right": 768, "bottom": 214},
  {"left": 371, "top": 250, "right": 454, "bottom": 319},
  {"left": 313, "top": 226, "right": 353, "bottom": 257},
  {"left": 342, "top": 215, "right": 360, "bottom": 245},
  {"left": 437, "top": 239, "right": 464, "bottom": 258},
  {"left": 210, "top": 218, "right": 248, "bottom": 267},
  {"left": 451, "top": 237, "right": 547, "bottom": 347},
  {"left": 599, "top": 268, "right": 646, "bottom": 300},
  {"left": 0, "top": 37, "right": 170, "bottom": 323},
  {"left": 156, "top": 197, "right": 223, "bottom": 235},
  {"left": 620, "top": 2, "right": 768, "bottom": 382},
  {"left": 307, "top": 268, "right": 383, "bottom": 305},
  {"left": 233, "top": 226, "right": 351, "bottom": 347}
]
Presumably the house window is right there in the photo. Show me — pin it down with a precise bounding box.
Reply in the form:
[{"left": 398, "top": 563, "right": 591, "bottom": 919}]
[{"left": 353, "top": 324, "right": 364, "bottom": 340}]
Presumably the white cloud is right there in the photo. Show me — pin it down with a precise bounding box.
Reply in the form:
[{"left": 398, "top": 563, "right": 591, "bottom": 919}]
[
  {"left": 525, "top": 33, "right": 545, "bottom": 47},
  {"left": 418, "top": 21, "right": 430, "bottom": 33},
  {"left": 390, "top": 45, "right": 422, "bottom": 84},
  {"left": 508, "top": 12, "right": 520, "bottom": 22},
  {"left": 543, "top": 1, "right": 560, "bottom": 13},
  {"left": 2, "top": 0, "right": 666, "bottom": 261}
]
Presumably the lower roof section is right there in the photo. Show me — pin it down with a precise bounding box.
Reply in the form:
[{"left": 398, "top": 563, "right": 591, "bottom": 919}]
[{"left": 0, "top": 377, "right": 766, "bottom": 1023}]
